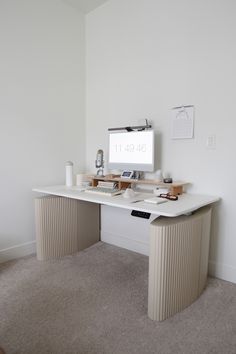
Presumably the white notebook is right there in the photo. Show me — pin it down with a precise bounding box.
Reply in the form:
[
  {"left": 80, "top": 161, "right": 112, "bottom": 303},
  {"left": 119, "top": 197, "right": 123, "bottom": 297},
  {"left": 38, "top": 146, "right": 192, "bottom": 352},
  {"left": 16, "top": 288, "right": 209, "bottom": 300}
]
[{"left": 144, "top": 197, "right": 168, "bottom": 205}]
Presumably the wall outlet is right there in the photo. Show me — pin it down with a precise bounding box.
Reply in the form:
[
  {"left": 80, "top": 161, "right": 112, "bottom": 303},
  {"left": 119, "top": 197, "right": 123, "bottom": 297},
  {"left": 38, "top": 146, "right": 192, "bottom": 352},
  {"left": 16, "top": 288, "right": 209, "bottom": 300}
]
[{"left": 206, "top": 135, "right": 216, "bottom": 149}]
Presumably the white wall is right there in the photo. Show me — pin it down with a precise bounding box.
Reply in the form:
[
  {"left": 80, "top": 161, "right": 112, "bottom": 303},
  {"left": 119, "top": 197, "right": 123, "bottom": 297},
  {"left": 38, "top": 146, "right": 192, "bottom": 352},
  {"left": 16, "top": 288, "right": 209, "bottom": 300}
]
[
  {"left": 0, "top": 0, "right": 85, "bottom": 261},
  {"left": 86, "top": 0, "right": 236, "bottom": 282}
]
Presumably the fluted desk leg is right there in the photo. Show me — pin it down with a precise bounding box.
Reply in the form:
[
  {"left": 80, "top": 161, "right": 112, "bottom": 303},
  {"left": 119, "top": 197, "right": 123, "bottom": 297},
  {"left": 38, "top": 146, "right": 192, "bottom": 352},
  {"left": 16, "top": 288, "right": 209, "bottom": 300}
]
[
  {"left": 35, "top": 196, "right": 99, "bottom": 260},
  {"left": 148, "top": 206, "right": 212, "bottom": 321}
]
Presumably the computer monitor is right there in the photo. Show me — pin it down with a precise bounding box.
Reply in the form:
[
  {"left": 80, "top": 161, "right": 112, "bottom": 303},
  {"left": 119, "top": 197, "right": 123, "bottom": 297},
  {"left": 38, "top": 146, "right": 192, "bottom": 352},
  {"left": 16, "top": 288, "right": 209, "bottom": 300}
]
[{"left": 108, "top": 130, "right": 154, "bottom": 172}]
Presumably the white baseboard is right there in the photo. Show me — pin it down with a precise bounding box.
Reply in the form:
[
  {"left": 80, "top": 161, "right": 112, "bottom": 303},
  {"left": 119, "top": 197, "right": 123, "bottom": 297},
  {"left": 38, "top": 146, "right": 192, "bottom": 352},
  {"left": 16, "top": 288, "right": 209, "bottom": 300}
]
[
  {"left": 0, "top": 241, "right": 36, "bottom": 263},
  {"left": 101, "top": 232, "right": 236, "bottom": 284},
  {"left": 101, "top": 231, "right": 149, "bottom": 256},
  {"left": 208, "top": 260, "right": 236, "bottom": 284}
]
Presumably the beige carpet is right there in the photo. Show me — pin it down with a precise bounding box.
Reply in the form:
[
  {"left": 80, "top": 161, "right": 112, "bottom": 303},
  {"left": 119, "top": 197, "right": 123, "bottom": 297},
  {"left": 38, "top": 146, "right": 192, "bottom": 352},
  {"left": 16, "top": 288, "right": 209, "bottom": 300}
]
[{"left": 1, "top": 242, "right": 236, "bottom": 354}]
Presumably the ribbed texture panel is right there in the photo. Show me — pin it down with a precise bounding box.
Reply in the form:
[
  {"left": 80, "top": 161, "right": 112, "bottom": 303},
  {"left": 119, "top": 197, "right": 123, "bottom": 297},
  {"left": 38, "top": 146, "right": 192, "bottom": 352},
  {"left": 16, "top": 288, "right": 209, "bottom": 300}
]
[
  {"left": 35, "top": 196, "right": 100, "bottom": 261},
  {"left": 35, "top": 196, "right": 78, "bottom": 260},
  {"left": 148, "top": 206, "right": 212, "bottom": 321}
]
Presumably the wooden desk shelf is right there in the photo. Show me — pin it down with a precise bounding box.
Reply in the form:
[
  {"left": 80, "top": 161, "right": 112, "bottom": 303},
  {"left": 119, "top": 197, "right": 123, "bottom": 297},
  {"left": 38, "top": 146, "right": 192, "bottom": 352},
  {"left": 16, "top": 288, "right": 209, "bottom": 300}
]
[{"left": 91, "top": 175, "right": 188, "bottom": 195}]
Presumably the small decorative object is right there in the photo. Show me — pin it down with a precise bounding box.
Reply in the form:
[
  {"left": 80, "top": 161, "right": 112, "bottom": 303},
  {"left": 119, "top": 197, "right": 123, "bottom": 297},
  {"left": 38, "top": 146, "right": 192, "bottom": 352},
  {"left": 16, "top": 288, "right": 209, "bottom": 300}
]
[
  {"left": 155, "top": 169, "right": 163, "bottom": 181},
  {"left": 163, "top": 177, "right": 173, "bottom": 183},
  {"left": 162, "top": 172, "right": 172, "bottom": 183},
  {"left": 65, "top": 161, "right": 74, "bottom": 187}
]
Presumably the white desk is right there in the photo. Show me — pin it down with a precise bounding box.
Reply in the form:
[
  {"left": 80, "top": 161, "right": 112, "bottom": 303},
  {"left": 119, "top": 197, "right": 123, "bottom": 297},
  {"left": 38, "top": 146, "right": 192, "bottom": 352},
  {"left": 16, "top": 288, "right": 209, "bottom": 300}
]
[
  {"left": 33, "top": 185, "right": 219, "bottom": 217},
  {"left": 33, "top": 185, "right": 219, "bottom": 321}
]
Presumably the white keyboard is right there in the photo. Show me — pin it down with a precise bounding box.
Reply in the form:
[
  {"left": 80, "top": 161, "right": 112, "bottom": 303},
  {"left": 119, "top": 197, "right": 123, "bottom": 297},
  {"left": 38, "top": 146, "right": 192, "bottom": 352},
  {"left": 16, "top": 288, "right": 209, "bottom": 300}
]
[{"left": 85, "top": 187, "right": 122, "bottom": 196}]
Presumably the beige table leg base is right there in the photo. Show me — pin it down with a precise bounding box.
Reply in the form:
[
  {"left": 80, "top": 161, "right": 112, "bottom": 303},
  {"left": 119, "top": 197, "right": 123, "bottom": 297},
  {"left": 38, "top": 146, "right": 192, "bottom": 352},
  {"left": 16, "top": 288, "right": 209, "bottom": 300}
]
[
  {"left": 148, "top": 206, "right": 212, "bottom": 321},
  {"left": 35, "top": 196, "right": 99, "bottom": 260}
]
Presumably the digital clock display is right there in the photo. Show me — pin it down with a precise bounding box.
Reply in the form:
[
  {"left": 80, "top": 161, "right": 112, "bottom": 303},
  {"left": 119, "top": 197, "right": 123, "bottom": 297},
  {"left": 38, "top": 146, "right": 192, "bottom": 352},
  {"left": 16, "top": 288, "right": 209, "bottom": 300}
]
[{"left": 109, "top": 131, "right": 153, "bottom": 164}]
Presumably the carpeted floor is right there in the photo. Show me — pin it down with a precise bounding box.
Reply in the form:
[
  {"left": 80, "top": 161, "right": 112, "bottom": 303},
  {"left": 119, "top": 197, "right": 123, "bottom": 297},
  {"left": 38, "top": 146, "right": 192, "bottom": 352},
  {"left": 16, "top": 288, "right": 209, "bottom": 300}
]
[{"left": 1, "top": 242, "right": 236, "bottom": 354}]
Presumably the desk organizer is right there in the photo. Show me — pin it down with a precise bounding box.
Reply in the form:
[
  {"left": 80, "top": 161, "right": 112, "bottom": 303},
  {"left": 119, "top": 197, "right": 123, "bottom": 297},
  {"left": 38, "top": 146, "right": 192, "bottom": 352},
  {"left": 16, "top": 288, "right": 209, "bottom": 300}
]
[{"left": 91, "top": 175, "right": 188, "bottom": 195}]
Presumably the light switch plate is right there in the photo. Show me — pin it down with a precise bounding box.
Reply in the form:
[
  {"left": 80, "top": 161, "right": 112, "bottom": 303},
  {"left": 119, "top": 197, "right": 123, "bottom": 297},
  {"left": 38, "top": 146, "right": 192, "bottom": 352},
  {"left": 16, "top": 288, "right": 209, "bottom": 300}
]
[{"left": 206, "top": 135, "right": 216, "bottom": 149}]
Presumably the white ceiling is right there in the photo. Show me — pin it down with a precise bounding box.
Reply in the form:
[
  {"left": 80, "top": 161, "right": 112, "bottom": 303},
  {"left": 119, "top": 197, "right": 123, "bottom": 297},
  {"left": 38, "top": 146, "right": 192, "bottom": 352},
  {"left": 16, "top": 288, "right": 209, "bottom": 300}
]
[{"left": 62, "top": 0, "right": 109, "bottom": 14}]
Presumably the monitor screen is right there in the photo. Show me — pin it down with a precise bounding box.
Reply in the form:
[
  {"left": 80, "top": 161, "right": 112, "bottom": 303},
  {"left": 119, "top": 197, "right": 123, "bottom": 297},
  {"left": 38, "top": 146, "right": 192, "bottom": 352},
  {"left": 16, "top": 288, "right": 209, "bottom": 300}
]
[{"left": 108, "top": 130, "right": 154, "bottom": 172}]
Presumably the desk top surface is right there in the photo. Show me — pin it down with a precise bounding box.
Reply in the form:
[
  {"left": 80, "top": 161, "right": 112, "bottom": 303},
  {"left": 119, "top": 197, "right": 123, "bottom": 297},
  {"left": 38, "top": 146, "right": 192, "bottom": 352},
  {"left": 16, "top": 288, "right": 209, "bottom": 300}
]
[{"left": 33, "top": 185, "right": 219, "bottom": 217}]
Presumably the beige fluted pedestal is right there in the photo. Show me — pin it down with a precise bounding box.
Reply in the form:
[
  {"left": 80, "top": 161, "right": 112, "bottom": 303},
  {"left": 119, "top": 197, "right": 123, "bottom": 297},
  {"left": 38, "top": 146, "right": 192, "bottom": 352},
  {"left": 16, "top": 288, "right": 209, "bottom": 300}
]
[
  {"left": 35, "top": 196, "right": 99, "bottom": 260},
  {"left": 148, "top": 206, "right": 212, "bottom": 321},
  {"left": 35, "top": 196, "right": 212, "bottom": 321}
]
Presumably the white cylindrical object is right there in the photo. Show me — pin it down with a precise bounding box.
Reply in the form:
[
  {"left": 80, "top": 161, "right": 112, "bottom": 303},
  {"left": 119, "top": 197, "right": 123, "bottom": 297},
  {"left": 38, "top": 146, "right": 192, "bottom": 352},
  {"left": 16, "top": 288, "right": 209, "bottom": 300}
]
[
  {"left": 66, "top": 161, "right": 74, "bottom": 187},
  {"left": 76, "top": 174, "right": 84, "bottom": 186},
  {"left": 76, "top": 174, "right": 88, "bottom": 185}
]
